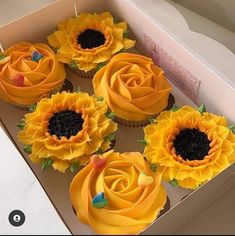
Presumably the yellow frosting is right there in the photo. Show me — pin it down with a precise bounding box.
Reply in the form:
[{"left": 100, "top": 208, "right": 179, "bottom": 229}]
[
  {"left": 93, "top": 53, "right": 172, "bottom": 121},
  {"left": 18, "top": 92, "right": 117, "bottom": 173},
  {"left": 47, "top": 12, "right": 135, "bottom": 72},
  {"left": 0, "top": 42, "right": 66, "bottom": 106},
  {"left": 144, "top": 105, "right": 235, "bottom": 189},
  {"left": 70, "top": 151, "right": 166, "bottom": 235}
]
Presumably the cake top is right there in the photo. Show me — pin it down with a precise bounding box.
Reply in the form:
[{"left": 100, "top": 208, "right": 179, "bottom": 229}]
[
  {"left": 93, "top": 52, "right": 172, "bottom": 121},
  {"left": 18, "top": 91, "right": 117, "bottom": 173},
  {"left": 70, "top": 150, "right": 167, "bottom": 235},
  {"left": 143, "top": 105, "right": 235, "bottom": 189},
  {"left": 0, "top": 42, "right": 65, "bottom": 106},
  {"left": 47, "top": 11, "right": 135, "bottom": 72}
]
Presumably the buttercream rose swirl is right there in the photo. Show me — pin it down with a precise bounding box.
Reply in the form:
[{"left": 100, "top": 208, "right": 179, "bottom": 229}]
[
  {"left": 0, "top": 42, "right": 66, "bottom": 106},
  {"left": 70, "top": 151, "right": 167, "bottom": 235},
  {"left": 93, "top": 53, "right": 172, "bottom": 121}
]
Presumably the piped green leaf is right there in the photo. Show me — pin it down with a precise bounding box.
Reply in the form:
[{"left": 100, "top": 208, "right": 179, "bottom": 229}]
[
  {"left": 118, "top": 48, "right": 126, "bottom": 53},
  {"left": 29, "top": 104, "right": 37, "bottom": 112},
  {"left": 41, "top": 158, "right": 53, "bottom": 171},
  {"left": 113, "top": 17, "right": 119, "bottom": 24},
  {"left": 105, "top": 111, "right": 115, "bottom": 120},
  {"left": 123, "top": 30, "right": 129, "bottom": 38},
  {"left": 198, "top": 182, "right": 204, "bottom": 188},
  {"left": 171, "top": 104, "right": 179, "bottom": 112},
  {"left": 169, "top": 178, "right": 178, "bottom": 187},
  {"left": 97, "top": 96, "right": 104, "bottom": 101},
  {"left": 17, "top": 121, "right": 25, "bottom": 130},
  {"left": 0, "top": 54, "right": 6, "bottom": 60},
  {"left": 23, "top": 145, "right": 32, "bottom": 154},
  {"left": 95, "top": 62, "right": 106, "bottom": 71},
  {"left": 150, "top": 163, "right": 157, "bottom": 173},
  {"left": 198, "top": 104, "right": 206, "bottom": 115},
  {"left": 69, "top": 60, "right": 78, "bottom": 69},
  {"left": 76, "top": 87, "right": 81, "bottom": 93},
  {"left": 70, "top": 161, "right": 80, "bottom": 173},
  {"left": 52, "top": 48, "right": 59, "bottom": 53},
  {"left": 137, "top": 139, "right": 147, "bottom": 146},
  {"left": 94, "top": 148, "right": 103, "bottom": 155},
  {"left": 148, "top": 116, "right": 156, "bottom": 124},
  {"left": 104, "top": 133, "right": 116, "bottom": 142},
  {"left": 229, "top": 125, "right": 235, "bottom": 134}
]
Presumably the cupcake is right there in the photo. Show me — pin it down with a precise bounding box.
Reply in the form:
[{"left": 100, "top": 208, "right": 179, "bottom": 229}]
[
  {"left": 93, "top": 53, "right": 173, "bottom": 127},
  {"left": 47, "top": 12, "right": 135, "bottom": 79},
  {"left": 143, "top": 105, "right": 235, "bottom": 189},
  {"left": 17, "top": 91, "right": 117, "bottom": 173},
  {"left": 70, "top": 150, "right": 167, "bottom": 235},
  {"left": 0, "top": 42, "right": 66, "bottom": 108}
]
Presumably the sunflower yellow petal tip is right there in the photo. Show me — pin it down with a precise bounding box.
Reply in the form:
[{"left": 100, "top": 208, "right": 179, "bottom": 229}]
[
  {"left": 143, "top": 105, "right": 235, "bottom": 189},
  {"left": 47, "top": 12, "right": 135, "bottom": 72},
  {"left": 17, "top": 91, "right": 117, "bottom": 173}
]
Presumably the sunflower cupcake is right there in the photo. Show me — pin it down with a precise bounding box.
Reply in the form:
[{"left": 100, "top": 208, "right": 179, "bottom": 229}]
[
  {"left": 70, "top": 150, "right": 167, "bottom": 235},
  {"left": 143, "top": 105, "right": 235, "bottom": 189},
  {"left": 0, "top": 42, "right": 66, "bottom": 108},
  {"left": 17, "top": 91, "right": 117, "bottom": 173},
  {"left": 47, "top": 12, "right": 135, "bottom": 79},
  {"left": 93, "top": 53, "right": 173, "bottom": 127}
]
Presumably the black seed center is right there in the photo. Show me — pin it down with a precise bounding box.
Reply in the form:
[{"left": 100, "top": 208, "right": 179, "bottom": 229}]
[
  {"left": 48, "top": 110, "right": 84, "bottom": 139},
  {"left": 77, "top": 29, "right": 106, "bottom": 49},
  {"left": 173, "top": 128, "right": 210, "bottom": 161}
]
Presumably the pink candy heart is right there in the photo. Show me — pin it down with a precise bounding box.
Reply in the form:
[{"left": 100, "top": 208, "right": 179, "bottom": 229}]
[
  {"left": 92, "top": 155, "right": 106, "bottom": 170},
  {"left": 12, "top": 74, "right": 24, "bottom": 86}
]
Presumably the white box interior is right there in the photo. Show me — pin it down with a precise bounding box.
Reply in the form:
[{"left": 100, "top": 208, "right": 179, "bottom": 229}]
[{"left": 0, "top": 0, "right": 235, "bottom": 234}]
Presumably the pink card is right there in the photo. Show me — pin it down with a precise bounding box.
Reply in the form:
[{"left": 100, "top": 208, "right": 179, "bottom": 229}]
[{"left": 144, "top": 33, "right": 201, "bottom": 103}]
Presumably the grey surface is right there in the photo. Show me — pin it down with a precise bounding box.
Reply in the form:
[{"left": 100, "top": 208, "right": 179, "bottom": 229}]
[
  {"left": 177, "top": 184, "right": 235, "bottom": 235},
  {"left": 0, "top": 0, "right": 55, "bottom": 26}
]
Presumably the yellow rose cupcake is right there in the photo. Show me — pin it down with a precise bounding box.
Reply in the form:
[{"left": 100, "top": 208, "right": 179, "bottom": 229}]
[
  {"left": 18, "top": 91, "right": 117, "bottom": 173},
  {"left": 0, "top": 42, "right": 66, "bottom": 108},
  {"left": 47, "top": 12, "right": 135, "bottom": 79},
  {"left": 70, "top": 151, "right": 167, "bottom": 235},
  {"left": 143, "top": 105, "right": 235, "bottom": 189},
  {"left": 93, "top": 53, "right": 173, "bottom": 127}
]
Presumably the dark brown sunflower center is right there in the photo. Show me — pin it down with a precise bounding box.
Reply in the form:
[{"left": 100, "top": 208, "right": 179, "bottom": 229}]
[
  {"left": 48, "top": 110, "right": 84, "bottom": 139},
  {"left": 173, "top": 128, "right": 210, "bottom": 161},
  {"left": 77, "top": 29, "right": 106, "bottom": 49}
]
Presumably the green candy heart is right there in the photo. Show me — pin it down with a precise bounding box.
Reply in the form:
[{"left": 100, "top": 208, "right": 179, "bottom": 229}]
[{"left": 92, "top": 199, "right": 108, "bottom": 209}]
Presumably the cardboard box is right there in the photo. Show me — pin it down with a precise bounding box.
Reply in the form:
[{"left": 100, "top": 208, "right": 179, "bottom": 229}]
[{"left": 0, "top": 0, "right": 235, "bottom": 234}]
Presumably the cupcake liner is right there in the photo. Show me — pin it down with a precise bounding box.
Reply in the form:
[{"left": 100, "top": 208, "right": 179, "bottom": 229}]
[
  {"left": 115, "top": 93, "right": 175, "bottom": 127},
  {"left": 114, "top": 117, "right": 150, "bottom": 127},
  {"left": 108, "top": 139, "right": 116, "bottom": 150},
  {"left": 69, "top": 67, "right": 96, "bottom": 79},
  {"left": 158, "top": 196, "right": 171, "bottom": 218}
]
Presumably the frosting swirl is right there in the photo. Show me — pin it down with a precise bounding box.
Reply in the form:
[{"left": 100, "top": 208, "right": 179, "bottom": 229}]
[
  {"left": 93, "top": 53, "right": 172, "bottom": 121},
  {"left": 0, "top": 42, "right": 66, "bottom": 106},
  {"left": 47, "top": 12, "right": 135, "bottom": 72},
  {"left": 144, "top": 105, "right": 235, "bottom": 189},
  {"left": 18, "top": 92, "right": 117, "bottom": 173},
  {"left": 70, "top": 151, "right": 166, "bottom": 234}
]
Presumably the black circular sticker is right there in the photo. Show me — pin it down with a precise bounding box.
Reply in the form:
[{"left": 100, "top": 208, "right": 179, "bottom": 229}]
[{"left": 8, "top": 210, "right": 25, "bottom": 227}]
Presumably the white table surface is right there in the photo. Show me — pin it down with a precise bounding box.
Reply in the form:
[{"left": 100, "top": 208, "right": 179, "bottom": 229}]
[{"left": 0, "top": 125, "right": 71, "bottom": 235}]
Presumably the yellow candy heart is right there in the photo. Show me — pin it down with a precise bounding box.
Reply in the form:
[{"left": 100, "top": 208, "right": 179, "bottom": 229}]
[{"left": 138, "top": 172, "right": 153, "bottom": 187}]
